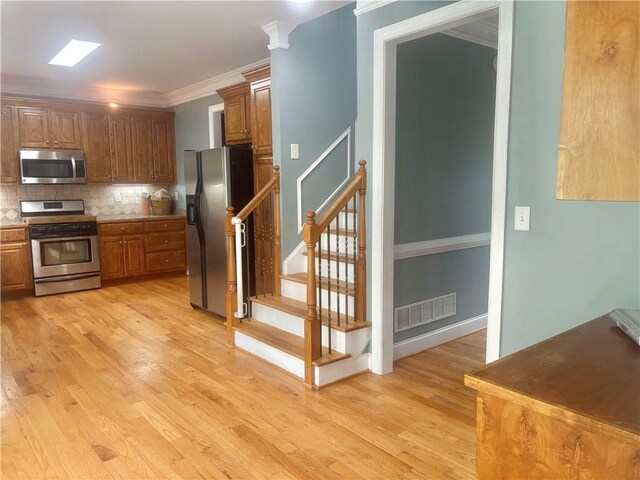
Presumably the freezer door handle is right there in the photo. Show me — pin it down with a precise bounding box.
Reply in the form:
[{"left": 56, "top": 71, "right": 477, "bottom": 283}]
[{"left": 186, "top": 201, "right": 196, "bottom": 225}]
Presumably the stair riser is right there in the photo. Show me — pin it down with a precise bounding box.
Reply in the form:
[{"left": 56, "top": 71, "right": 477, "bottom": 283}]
[
  {"left": 281, "top": 279, "right": 355, "bottom": 314},
  {"left": 314, "top": 257, "right": 354, "bottom": 281},
  {"left": 315, "top": 353, "right": 369, "bottom": 387},
  {"left": 319, "top": 234, "right": 358, "bottom": 254},
  {"left": 250, "top": 302, "right": 370, "bottom": 355},
  {"left": 235, "top": 331, "right": 305, "bottom": 379},
  {"left": 330, "top": 213, "right": 357, "bottom": 231}
]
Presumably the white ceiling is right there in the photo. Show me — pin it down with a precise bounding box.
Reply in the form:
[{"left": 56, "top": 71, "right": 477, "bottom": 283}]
[{"left": 1, "top": 1, "right": 350, "bottom": 106}]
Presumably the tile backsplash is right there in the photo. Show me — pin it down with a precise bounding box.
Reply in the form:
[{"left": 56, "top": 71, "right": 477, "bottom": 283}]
[{"left": 0, "top": 184, "right": 171, "bottom": 219}]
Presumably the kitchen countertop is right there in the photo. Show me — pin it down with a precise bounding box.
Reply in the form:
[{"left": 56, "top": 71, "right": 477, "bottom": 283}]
[
  {"left": 97, "top": 214, "right": 186, "bottom": 223},
  {"left": 0, "top": 219, "right": 27, "bottom": 228}
]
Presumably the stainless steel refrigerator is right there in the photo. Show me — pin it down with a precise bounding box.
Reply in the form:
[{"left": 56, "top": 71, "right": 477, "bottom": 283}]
[{"left": 184, "top": 147, "right": 254, "bottom": 317}]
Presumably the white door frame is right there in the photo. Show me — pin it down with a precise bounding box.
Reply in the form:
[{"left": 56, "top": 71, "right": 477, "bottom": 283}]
[
  {"left": 369, "top": 0, "right": 514, "bottom": 374},
  {"left": 208, "top": 103, "right": 225, "bottom": 149}
]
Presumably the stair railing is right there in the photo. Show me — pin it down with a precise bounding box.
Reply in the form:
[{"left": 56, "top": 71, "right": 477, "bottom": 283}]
[
  {"left": 225, "top": 165, "right": 281, "bottom": 346},
  {"left": 302, "top": 160, "right": 367, "bottom": 387}
]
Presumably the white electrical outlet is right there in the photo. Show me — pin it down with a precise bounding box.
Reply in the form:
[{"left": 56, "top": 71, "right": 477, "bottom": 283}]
[
  {"left": 290, "top": 144, "right": 299, "bottom": 160},
  {"left": 174, "top": 191, "right": 179, "bottom": 202},
  {"left": 515, "top": 206, "right": 530, "bottom": 231},
  {"left": 114, "top": 191, "right": 122, "bottom": 202}
]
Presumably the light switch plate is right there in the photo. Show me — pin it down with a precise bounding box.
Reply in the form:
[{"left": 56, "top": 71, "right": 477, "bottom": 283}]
[
  {"left": 515, "top": 206, "right": 530, "bottom": 231},
  {"left": 114, "top": 191, "right": 122, "bottom": 202},
  {"left": 290, "top": 144, "right": 299, "bottom": 160}
]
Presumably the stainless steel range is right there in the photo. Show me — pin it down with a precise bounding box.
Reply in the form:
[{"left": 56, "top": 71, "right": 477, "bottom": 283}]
[{"left": 20, "top": 200, "right": 101, "bottom": 296}]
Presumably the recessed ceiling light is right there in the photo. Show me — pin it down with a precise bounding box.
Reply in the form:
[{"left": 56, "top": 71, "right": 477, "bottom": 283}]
[
  {"left": 108, "top": 102, "right": 119, "bottom": 108},
  {"left": 49, "top": 39, "right": 101, "bottom": 67}
]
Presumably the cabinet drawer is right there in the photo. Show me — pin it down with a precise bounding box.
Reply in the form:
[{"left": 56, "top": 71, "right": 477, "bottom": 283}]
[
  {"left": 99, "top": 222, "right": 143, "bottom": 236},
  {"left": 146, "top": 250, "right": 186, "bottom": 273},
  {"left": 145, "top": 231, "right": 185, "bottom": 252},
  {"left": 144, "top": 219, "right": 185, "bottom": 233},
  {"left": 1, "top": 228, "right": 27, "bottom": 242}
]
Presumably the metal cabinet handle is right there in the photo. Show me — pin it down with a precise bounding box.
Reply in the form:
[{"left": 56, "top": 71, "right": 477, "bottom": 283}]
[
  {"left": 165, "top": 259, "right": 169, "bottom": 263},
  {"left": 119, "top": 241, "right": 122, "bottom": 244},
  {"left": 54, "top": 140, "right": 58, "bottom": 144},
  {"left": 46, "top": 140, "right": 50, "bottom": 144}
]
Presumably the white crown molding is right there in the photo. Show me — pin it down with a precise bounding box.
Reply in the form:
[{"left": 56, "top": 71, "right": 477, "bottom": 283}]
[
  {"left": 163, "top": 57, "right": 269, "bottom": 106},
  {"left": 354, "top": 0, "right": 397, "bottom": 17},
  {"left": 1, "top": 57, "right": 270, "bottom": 108},
  {"left": 0, "top": 75, "right": 167, "bottom": 108},
  {"left": 261, "top": 21, "right": 297, "bottom": 50},
  {"left": 442, "top": 17, "right": 498, "bottom": 49}
]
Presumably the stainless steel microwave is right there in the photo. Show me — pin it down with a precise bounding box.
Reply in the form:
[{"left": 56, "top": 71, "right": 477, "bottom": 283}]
[{"left": 19, "top": 150, "right": 87, "bottom": 184}]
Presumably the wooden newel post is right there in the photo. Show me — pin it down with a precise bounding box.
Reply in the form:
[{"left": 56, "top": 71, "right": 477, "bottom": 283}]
[
  {"left": 225, "top": 206, "right": 237, "bottom": 347},
  {"left": 273, "top": 165, "right": 282, "bottom": 296},
  {"left": 302, "top": 211, "right": 321, "bottom": 388},
  {"left": 356, "top": 160, "right": 367, "bottom": 323}
]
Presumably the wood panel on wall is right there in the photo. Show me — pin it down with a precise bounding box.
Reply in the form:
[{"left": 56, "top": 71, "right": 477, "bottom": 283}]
[{"left": 557, "top": 0, "right": 640, "bottom": 201}]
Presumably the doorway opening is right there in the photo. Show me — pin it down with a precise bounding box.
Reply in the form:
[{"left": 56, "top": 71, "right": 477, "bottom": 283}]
[{"left": 370, "top": 1, "right": 514, "bottom": 374}]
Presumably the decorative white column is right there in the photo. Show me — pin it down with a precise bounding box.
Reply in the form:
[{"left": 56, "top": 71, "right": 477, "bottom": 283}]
[{"left": 261, "top": 21, "right": 297, "bottom": 50}]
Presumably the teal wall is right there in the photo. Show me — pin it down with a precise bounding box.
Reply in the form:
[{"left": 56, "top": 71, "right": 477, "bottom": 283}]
[
  {"left": 171, "top": 93, "right": 222, "bottom": 209},
  {"left": 356, "top": 1, "right": 640, "bottom": 356},
  {"left": 271, "top": 3, "right": 357, "bottom": 259},
  {"left": 393, "top": 33, "right": 496, "bottom": 343},
  {"left": 500, "top": 1, "right": 639, "bottom": 355}
]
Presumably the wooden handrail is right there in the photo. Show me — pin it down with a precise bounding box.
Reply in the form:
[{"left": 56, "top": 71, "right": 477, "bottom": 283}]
[
  {"left": 235, "top": 170, "right": 279, "bottom": 221},
  {"left": 315, "top": 160, "right": 367, "bottom": 234}
]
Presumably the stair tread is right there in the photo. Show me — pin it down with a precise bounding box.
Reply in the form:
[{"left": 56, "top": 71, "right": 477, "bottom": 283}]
[
  {"left": 234, "top": 318, "right": 351, "bottom": 365},
  {"left": 250, "top": 295, "right": 371, "bottom": 332},
  {"left": 302, "top": 250, "right": 356, "bottom": 264},
  {"left": 282, "top": 272, "right": 355, "bottom": 296}
]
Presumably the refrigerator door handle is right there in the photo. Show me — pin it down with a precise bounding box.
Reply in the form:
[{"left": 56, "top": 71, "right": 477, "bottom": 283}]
[{"left": 186, "top": 201, "right": 196, "bottom": 225}]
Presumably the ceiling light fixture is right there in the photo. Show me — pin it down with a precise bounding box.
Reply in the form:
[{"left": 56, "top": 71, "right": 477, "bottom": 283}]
[
  {"left": 108, "top": 102, "right": 119, "bottom": 108},
  {"left": 49, "top": 39, "right": 101, "bottom": 67}
]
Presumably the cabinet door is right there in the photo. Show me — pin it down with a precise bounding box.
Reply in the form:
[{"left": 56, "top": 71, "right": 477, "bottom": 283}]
[
  {"left": 99, "top": 236, "right": 124, "bottom": 280},
  {"left": 251, "top": 80, "right": 272, "bottom": 157},
  {"left": 253, "top": 155, "right": 274, "bottom": 295},
  {"left": 152, "top": 116, "right": 176, "bottom": 184},
  {"left": 85, "top": 113, "right": 112, "bottom": 183},
  {"left": 0, "top": 242, "right": 32, "bottom": 291},
  {"left": 50, "top": 110, "right": 83, "bottom": 149},
  {"left": 17, "top": 107, "right": 50, "bottom": 148},
  {"left": 109, "top": 115, "right": 133, "bottom": 182},
  {"left": 123, "top": 235, "right": 145, "bottom": 277},
  {"left": 130, "top": 116, "right": 155, "bottom": 182},
  {"left": 1, "top": 106, "right": 18, "bottom": 183},
  {"left": 224, "top": 95, "right": 250, "bottom": 144}
]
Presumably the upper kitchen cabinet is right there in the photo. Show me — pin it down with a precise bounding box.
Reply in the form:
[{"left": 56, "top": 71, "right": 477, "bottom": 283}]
[
  {"left": 1, "top": 106, "right": 18, "bottom": 183},
  {"left": 217, "top": 82, "right": 252, "bottom": 145},
  {"left": 557, "top": 1, "right": 639, "bottom": 201},
  {"left": 17, "top": 105, "right": 83, "bottom": 150},
  {"left": 84, "top": 112, "right": 113, "bottom": 183},
  {"left": 130, "top": 115, "right": 155, "bottom": 183},
  {"left": 109, "top": 114, "right": 134, "bottom": 183},
  {"left": 152, "top": 115, "right": 176, "bottom": 184}
]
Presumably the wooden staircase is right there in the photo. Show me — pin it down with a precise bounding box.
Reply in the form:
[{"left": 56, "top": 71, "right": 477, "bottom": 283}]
[{"left": 224, "top": 161, "right": 370, "bottom": 388}]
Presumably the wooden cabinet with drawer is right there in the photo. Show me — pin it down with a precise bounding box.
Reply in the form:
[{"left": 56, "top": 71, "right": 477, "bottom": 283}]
[
  {"left": 98, "top": 222, "right": 145, "bottom": 281},
  {"left": 1, "top": 227, "right": 33, "bottom": 296},
  {"left": 143, "top": 219, "right": 185, "bottom": 274}
]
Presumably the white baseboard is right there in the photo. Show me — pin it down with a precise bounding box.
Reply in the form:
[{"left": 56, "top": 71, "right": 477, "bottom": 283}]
[
  {"left": 282, "top": 241, "right": 306, "bottom": 275},
  {"left": 393, "top": 313, "right": 487, "bottom": 360},
  {"left": 235, "top": 331, "right": 305, "bottom": 379}
]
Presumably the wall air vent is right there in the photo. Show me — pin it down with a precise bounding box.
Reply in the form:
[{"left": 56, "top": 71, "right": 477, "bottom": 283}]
[{"left": 394, "top": 292, "right": 456, "bottom": 333}]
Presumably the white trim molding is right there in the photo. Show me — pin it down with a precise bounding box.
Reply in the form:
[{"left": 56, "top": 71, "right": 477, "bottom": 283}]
[
  {"left": 354, "top": 0, "right": 397, "bottom": 17},
  {"left": 393, "top": 314, "right": 487, "bottom": 360},
  {"left": 370, "top": 0, "right": 514, "bottom": 375},
  {"left": 442, "top": 17, "right": 499, "bottom": 50},
  {"left": 296, "top": 127, "right": 352, "bottom": 233},
  {"left": 164, "top": 58, "right": 269, "bottom": 106},
  {"left": 208, "top": 103, "right": 225, "bottom": 149},
  {"left": 261, "top": 21, "right": 297, "bottom": 50},
  {"left": 394, "top": 232, "right": 491, "bottom": 260}
]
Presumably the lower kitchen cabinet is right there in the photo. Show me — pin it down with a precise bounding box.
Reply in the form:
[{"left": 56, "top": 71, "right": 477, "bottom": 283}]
[
  {"left": 0, "top": 227, "right": 33, "bottom": 296},
  {"left": 98, "top": 217, "right": 186, "bottom": 284}
]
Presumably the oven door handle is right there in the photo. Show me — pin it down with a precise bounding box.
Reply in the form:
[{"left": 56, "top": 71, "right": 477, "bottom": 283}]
[
  {"left": 32, "top": 235, "right": 97, "bottom": 243},
  {"left": 34, "top": 272, "right": 100, "bottom": 284}
]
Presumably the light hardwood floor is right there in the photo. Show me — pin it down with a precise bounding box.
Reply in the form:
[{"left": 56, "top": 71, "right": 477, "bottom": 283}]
[{"left": 1, "top": 276, "right": 485, "bottom": 479}]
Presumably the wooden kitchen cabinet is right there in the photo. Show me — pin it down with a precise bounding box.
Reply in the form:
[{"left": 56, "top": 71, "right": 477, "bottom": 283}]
[
  {"left": 131, "top": 115, "right": 155, "bottom": 183},
  {"left": 0, "top": 228, "right": 32, "bottom": 295},
  {"left": 109, "top": 114, "right": 134, "bottom": 183},
  {"left": 152, "top": 116, "right": 176, "bottom": 184},
  {"left": 85, "top": 112, "right": 113, "bottom": 183},
  {"left": 217, "top": 82, "right": 252, "bottom": 145},
  {"left": 17, "top": 106, "right": 83, "bottom": 150},
  {"left": 1, "top": 105, "right": 18, "bottom": 183},
  {"left": 557, "top": 1, "right": 639, "bottom": 201},
  {"left": 98, "top": 223, "right": 145, "bottom": 280},
  {"left": 143, "top": 219, "right": 186, "bottom": 274}
]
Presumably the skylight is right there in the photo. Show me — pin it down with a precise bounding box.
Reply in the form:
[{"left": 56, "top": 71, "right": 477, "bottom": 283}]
[{"left": 49, "top": 40, "right": 101, "bottom": 67}]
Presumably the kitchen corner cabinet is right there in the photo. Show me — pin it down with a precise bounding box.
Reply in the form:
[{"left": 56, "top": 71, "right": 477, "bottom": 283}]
[
  {"left": 217, "top": 83, "right": 252, "bottom": 145},
  {"left": 557, "top": 1, "right": 639, "bottom": 201},
  {"left": 0, "top": 228, "right": 32, "bottom": 295},
  {"left": 1, "top": 106, "right": 18, "bottom": 183},
  {"left": 17, "top": 106, "right": 83, "bottom": 150}
]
